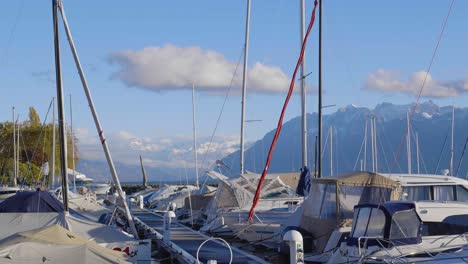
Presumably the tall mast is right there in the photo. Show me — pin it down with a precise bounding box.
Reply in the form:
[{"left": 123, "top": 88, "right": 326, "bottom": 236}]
[
  {"left": 240, "top": 0, "right": 251, "bottom": 175},
  {"left": 373, "top": 117, "right": 378, "bottom": 172},
  {"left": 363, "top": 118, "right": 367, "bottom": 171},
  {"left": 450, "top": 104, "right": 455, "bottom": 175},
  {"left": 69, "top": 94, "right": 76, "bottom": 191},
  {"left": 317, "top": 0, "right": 323, "bottom": 178},
  {"left": 192, "top": 83, "right": 199, "bottom": 187},
  {"left": 12, "top": 107, "right": 16, "bottom": 186},
  {"left": 51, "top": 97, "right": 56, "bottom": 188},
  {"left": 52, "top": 0, "right": 69, "bottom": 211},
  {"left": 17, "top": 121, "right": 20, "bottom": 180},
  {"left": 370, "top": 117, "right": 375, "bottom": 172},
  {"left": 57, "top": 0, "right": 138, "bottom": 239},
  {"left": 329, "top": 126, "right": 333, "bottom": 176},
  {"left": 416, "top": 132, "right": 420, "bottom": 174},
  {"left": 300, "top": 0, "right": 308, "bottom": 169},
  {"left": 406, "top": 111, "right": 412, "bottom": 174}
]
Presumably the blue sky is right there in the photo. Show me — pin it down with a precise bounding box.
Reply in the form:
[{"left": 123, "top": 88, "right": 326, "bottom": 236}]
[{"left": 0, "top": 0, "right": 466, "bottom": 171}]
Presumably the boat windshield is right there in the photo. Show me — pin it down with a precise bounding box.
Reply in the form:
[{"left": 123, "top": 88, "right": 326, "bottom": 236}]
[
  {"left": 351, "top": 207, "right": 386, "bottom": 238},
  {"left": 389, "top": 209, "right": 420, "bottom": 239}
]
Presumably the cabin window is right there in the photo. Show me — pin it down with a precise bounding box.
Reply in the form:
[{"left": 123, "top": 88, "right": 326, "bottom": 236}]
[
  {"left": 402, "top": 186, "right": 432, "bottom": 201},
  {"left": 422, "top": 215, "right": 468, "bottom": 236},
  {"left": 366, "top": 208, "right": 386, "bottom": 237},
  {"left": 351, "top": 208, "right": 385, "bottom": 238},
  {"left": 433, "top": 186, "right": 455, "bottom": 201},
  {"left": 456, "top": 186, "right": 468, "bottom": 201},
  {"left": 389, "top": 210, "right": 420, "bottom": 239},
  {"left": 352, "top": 207, "right": 371, "bottom": 237},
  {"left": 319, "top": 183, "right": 337, "bottom": 219}
]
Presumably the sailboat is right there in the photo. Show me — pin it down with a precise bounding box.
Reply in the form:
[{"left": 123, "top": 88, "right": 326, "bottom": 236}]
[{"left": 200, "top": 0, "right": 317, "bottom": 241}]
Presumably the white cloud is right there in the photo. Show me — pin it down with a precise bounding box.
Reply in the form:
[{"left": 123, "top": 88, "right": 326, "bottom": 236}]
[
  {"left": 364, "top": 69, "right": 468, "bottom": 97},
  {"left": 76, "top": 128, "right": 239, "bottom": 170},
  {"left": 109, "top": 44, "right": 305, "bottom": 94}
]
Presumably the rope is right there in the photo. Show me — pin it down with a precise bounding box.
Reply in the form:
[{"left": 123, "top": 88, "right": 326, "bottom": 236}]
[
  {"left": 198, "top": 47, "right": 244, "bottom": 189},
  {"left": 21, "top": 99, "right": 53, "bottom": 187},
  {"left": 389, "top": 0, "right": 455, "bottom": 173},
  {"left": 248, "top": 0, "right": 319, "bottom": 222}
]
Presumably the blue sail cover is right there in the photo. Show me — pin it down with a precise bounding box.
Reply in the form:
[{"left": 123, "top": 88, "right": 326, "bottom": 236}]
[
  {"left": 0, "top": 190, "right": 65, "bottom": 213},
  {"left": 296, "top": 166, "right": 311, "bottom": 196}
]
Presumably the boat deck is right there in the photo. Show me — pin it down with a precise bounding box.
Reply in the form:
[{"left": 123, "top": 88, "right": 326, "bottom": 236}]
[{"left": 131, "top": 208, "right": 269, "bottom": 264}]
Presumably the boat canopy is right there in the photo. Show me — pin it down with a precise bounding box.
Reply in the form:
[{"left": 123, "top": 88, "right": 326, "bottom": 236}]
[{"left": 293, "top": 171, "right": 401, "bottom": 253}]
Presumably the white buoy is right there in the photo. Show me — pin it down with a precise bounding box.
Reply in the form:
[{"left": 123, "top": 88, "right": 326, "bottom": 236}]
[
  {"left": 139, "top": 195, "right": 144, "bottom": 209},
  {"left": 206, "top": 260, "right": 217, "bottom": 264},
  {"left": 163, "top": 211, "right": 176, "bottom": 242},
  {"left": 283, "top": 230, "right": 304, "bottom": 264}
]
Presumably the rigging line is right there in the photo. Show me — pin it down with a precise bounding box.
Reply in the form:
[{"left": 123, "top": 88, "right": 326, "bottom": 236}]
[
  {"left": 434, "top": 127, "right": 450, "bottom": 174},
  {"left": 248, "top": 0, "right": 318, "bottom": 222},
  {"left": 455, "top": 136, "right": 467, "bottom": 177},
  {"left": 0, "top": 0, "right": 25, "bottom": 66},
  {"left": 199, "top": 47, "right": 244, "bottom": 187},
  {"left": 380, "top": 121, "right": 403, "bottom": 173},
  {"left": 21, "top": 99, "right": 53, "bottom": 187},
  {"left": 353, "top": 134, "right": 365, "bottom": 171},
  {"left": 389, "top": 0, "right": 455, "bottom": 173},
  {"left": 377, "top": 128, "right": 391, "bottom": 173}
]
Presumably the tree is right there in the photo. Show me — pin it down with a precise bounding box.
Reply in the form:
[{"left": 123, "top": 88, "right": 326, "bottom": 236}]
[{"left": 28, "top": 107, "right": 41, "bottom": 127}]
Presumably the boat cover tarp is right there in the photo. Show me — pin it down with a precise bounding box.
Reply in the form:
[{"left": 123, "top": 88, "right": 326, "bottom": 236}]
[
  {"left": 0, "top": 224, "right": 130, "bottom": 264},
  {"left": 291, "top": 171, "right": 401, "bottom": 253},
  {"left": 0, "top": 191, "right": 65, "bottom": 213}
]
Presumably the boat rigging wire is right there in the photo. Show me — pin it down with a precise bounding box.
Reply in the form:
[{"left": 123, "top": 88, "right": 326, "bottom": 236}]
[
  {"left": 390, "top": 0, "right": 455, "bottom": 173},
  {"left": 198, "top": 47, "right": 244, "bottom": 188}
]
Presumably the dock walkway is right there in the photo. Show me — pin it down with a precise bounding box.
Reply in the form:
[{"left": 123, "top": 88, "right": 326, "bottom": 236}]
[{"left": 131, "top": 208, "right": 269, "bottom": 264}]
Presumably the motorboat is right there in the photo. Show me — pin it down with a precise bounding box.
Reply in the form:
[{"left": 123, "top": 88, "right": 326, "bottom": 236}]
[{"left": 327, "top": 200, "right": 468, "bottom": 263}]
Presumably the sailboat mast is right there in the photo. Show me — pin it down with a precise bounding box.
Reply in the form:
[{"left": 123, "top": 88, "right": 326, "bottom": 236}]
[
  {"left": 192, "top": 83, "right": 199, "bottom": 187},
  {"left": 240, "top": 0, "right": 251, "bottom": 175},
  {"left": 317, "top": 0, "right": 323, "bottom": 178},
  {"left": 17, "top": 121, "right": 20, "bottom": 180},
  {"left": 363, "top": 118, "right": 367, "bottom": 171},
  {"left": 406, "top": 111, "right": 412, "bottom": 174},
  {"left": 450, "top": 104, "right": 455, "bottom": 175},
  {"left": 300, "top": 0, "right": 308, "bottom": 169},
  {"left": 373, "top": 116, "right": 379, "bottom": 172},
  {"left": 52, "top": 0, "right": 69, "bottom": 211},
  {"left": 370, "top": 117, "right": 375, "bottom": 172},
  {"left": 69, "top": 94, "right": 76, "bottom": 190},
  {"left": 12, "top": 107, "right": 16, "bottom": 186},
  {"left": 57, "top": 0, "right": 138, "bottom": 239},
  {"left": 329, "top": 126, "right": 333, "bottom": 176},
  {"left": 416, "top": 132, "right": 420, "bottom": 174},
  {"left": 51, "top": 97, "right": 56, "bottom": 188}
]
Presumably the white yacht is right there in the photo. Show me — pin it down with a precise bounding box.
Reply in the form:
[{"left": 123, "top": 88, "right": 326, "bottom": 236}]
[{"left": 327, "top": 200, "right": 468, "bottom": 263}]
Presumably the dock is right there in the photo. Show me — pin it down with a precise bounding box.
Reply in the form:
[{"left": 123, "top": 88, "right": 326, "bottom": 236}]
[{"left": 128, "top": 207, "right": 270, "bottom": 264}]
